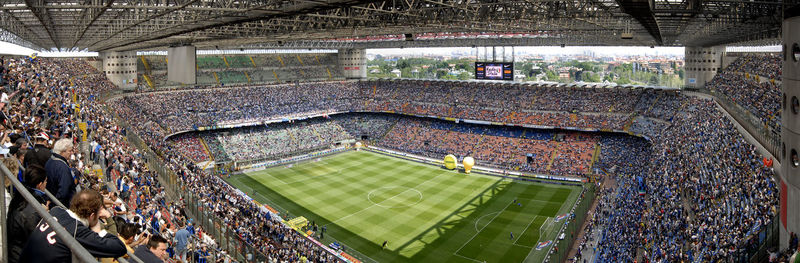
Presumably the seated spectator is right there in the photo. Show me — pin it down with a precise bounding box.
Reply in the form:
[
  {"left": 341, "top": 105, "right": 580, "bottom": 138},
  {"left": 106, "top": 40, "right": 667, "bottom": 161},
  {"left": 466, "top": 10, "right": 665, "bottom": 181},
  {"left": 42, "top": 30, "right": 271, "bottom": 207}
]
[
  {"left": 21, "top": 189, "right": 127, "bottom": 262},
  {"left": 6, "top": 166, "right": 48, "bottom": 263},
  {"left": 134, "top": 235, "right": 168, "bottom": 263},
  {"left": 116, "top": 217, "right": 146, "bottom": 252}
]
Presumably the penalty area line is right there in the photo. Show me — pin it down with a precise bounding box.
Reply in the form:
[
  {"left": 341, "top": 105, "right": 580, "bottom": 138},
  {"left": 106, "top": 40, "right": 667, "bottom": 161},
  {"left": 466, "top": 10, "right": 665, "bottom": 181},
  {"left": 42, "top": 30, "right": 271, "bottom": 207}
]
[
  {"left": 452, "top": 252, "right": 483, "bottom": 263},
  {"left": 454, "top": 201, "right": 513, "bottom": 257},
  {"left": 512, "top": 215, "right": 538, "bottom": 246}
]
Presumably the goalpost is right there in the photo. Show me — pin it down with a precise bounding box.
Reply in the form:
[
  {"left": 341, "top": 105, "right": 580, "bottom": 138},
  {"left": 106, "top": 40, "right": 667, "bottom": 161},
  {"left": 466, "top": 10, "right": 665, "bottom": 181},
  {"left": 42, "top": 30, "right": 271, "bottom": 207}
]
[{"left": 539, "top": 217, "right": 555, "bottom": 241}]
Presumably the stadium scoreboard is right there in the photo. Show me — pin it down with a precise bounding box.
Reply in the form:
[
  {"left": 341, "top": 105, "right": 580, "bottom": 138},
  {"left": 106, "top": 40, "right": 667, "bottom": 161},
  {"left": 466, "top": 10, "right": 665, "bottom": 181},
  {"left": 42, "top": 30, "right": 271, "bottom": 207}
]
[{"left": 475, "top": 62, "right": 513, "bottom": 80}]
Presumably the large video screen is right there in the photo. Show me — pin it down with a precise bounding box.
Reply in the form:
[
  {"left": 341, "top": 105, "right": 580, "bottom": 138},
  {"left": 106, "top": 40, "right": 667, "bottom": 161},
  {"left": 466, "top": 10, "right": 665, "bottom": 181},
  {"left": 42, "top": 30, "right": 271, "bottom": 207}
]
[{"left": 475, "top": 62, "right": 513, "bottom": 80}]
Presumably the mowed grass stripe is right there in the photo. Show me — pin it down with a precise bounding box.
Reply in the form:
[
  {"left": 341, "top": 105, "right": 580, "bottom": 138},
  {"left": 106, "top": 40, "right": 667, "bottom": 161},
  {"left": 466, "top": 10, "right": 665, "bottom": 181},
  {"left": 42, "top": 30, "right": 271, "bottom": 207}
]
[{"left": 230, "top": 150, "right": 581, "bottom": 263}]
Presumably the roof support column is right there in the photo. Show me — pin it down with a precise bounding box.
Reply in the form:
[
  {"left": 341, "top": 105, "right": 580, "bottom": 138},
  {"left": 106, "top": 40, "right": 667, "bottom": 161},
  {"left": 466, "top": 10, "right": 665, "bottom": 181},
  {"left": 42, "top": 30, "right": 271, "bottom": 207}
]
[
  {"left": 338, "top": 49, "right": 366, "bottom": 79},
  {"left": 683, "top": 46, "right": 724, "bottom": 88},
  {"left": 100, "top": 51, "right": 138, "bottom": 91},
  {"left": 779, "top": 6, "right": 800, "bottom": 251},
  {"left": 167, "top": 45, "right": 197, "bottom": 85}
]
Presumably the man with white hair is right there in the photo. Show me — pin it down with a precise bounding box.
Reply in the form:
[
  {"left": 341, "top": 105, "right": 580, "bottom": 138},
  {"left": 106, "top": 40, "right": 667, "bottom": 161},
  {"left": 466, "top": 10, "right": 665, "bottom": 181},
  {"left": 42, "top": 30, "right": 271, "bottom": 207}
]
[{"left": 45, "top": 138, "right": 77, "bottom": 207}]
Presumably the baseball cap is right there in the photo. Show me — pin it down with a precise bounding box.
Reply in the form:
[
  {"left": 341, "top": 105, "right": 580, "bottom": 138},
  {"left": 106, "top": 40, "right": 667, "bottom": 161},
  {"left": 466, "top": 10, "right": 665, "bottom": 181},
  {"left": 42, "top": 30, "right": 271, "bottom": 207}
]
[{"left": 34, "top": 132, "right": 49, "bottom": 141}]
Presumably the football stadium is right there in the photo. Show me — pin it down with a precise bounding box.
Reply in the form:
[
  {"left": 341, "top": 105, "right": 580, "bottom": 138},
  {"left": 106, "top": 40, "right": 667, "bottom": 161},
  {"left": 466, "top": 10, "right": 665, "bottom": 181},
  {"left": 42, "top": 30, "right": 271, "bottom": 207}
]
[{"left": 1, "top": 1, "right": 800, "bottom": 263}]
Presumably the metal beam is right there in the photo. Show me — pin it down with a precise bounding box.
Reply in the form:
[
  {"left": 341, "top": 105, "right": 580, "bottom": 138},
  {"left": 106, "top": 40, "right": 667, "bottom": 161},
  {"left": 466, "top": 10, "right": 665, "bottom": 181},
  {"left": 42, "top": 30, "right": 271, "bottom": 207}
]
[
  {"left": 71, "top": 0, "right": 116, "bottom": 49},
  {"left": 24, "top": 0, "right": 60, "bottom": 49}
]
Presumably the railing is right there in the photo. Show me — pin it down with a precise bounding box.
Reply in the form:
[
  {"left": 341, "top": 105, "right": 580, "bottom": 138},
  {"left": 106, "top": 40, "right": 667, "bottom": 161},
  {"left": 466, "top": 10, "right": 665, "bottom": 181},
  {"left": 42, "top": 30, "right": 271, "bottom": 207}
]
[{"left": 733, "top": 218, "right": 780, "bottom": 263}]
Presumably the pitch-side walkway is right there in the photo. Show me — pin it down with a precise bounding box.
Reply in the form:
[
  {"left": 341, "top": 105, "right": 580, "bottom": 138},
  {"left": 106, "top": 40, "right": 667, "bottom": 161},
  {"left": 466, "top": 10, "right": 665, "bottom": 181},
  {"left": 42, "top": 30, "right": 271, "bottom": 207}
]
[{"left": 564, "top": 175, "right": 617, "bottom": 262}]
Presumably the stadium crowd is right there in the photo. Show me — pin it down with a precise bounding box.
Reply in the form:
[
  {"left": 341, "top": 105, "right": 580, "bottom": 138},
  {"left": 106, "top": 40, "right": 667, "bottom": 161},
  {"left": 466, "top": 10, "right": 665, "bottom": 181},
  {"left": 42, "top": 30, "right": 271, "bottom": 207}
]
[
  {"left": 120, "top": 80, "right": 655, "bottom": 135},
  {"left": 589, "top": 97, "right": 779, "bottom": 262},
  {"left": 706, "top": 65, "right": 782, "bottom": 134},
  {"left": 376, "top": 117, "right": 601, "bottom": 176},
  {"left": 196, "top": 119, "right": 351, "bottom": 162},
  {"left": 725, "top": 54, "right": 783, "bottom": 81}
]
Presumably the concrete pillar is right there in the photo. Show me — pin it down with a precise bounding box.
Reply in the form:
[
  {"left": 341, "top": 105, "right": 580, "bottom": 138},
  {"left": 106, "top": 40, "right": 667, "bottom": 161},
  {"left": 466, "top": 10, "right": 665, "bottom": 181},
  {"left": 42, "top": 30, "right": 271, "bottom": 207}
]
[
  {"left": 99, "top": 51, "right": 137, "bottom": 91},
  {"left": 338, "top": 49, "right": 366, "bottom": 79},
  {"left": 683, "top": 46, "right": 725, "bottom": 88},
  {"left": 780, "top": 9, "right": 800, "bottom": 250},
  {"left": 167, "top": 45, "right": 197, "bottom": 85}
]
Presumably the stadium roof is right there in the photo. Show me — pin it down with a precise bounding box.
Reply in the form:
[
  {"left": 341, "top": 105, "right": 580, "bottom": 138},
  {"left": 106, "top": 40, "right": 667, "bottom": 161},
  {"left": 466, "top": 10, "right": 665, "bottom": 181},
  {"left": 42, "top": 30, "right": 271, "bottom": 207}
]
[{"left": 0, "top": 0, "right": 795, "bottom": 52}]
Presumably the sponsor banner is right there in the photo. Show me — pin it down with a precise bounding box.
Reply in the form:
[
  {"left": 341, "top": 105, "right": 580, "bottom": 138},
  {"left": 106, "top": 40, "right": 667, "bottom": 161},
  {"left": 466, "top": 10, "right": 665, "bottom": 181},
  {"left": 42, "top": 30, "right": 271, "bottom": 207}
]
[
  {"left": 263, "top": 204, "right": 279, "bottom": 214},
  {"left": 536, "top": 240, "right": 553, "bottom": 250},
  {"left": 463, "top": 119, "right": 492, "bottom": 125},
  {"left": 555, "top": 213, "right": 569, "bottom": 222},
  {"left": 305, "top": 236, "right": 355, "bottom": 263},
  {"left": 340, "top": 252, "right": 362, "bottom": 263}
]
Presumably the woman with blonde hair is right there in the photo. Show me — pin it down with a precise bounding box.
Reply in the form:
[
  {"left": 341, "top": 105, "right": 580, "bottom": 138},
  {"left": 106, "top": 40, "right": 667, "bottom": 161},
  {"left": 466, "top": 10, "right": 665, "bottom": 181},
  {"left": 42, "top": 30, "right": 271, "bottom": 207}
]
[{"left": 3, "top": 156, "right": 20, "bottom": 211}]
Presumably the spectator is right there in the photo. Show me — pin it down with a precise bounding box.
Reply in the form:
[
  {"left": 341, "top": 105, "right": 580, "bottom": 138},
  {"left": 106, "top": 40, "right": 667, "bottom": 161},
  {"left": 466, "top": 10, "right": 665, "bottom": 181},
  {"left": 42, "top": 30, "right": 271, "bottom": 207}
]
[
  {"left": 11, "top": 146, "right": 27, "bottom": 184},
  {"left": 45, "top": 138, "right": 76, "bottom": 206},
  {"left": 116, "top": 217, "right": 146, "bottom": 251},
  {"left": 174, "top": 220, "right": 191, "bottom": 262},
  {"left": 23, "top": 132, "right": 51, "bottom": 169},
  {"left": 134, "top": 235, "right": 168, "bottom": 263},
  {"left": 20, "top": 189, "right": 127, "bottom": 262}
]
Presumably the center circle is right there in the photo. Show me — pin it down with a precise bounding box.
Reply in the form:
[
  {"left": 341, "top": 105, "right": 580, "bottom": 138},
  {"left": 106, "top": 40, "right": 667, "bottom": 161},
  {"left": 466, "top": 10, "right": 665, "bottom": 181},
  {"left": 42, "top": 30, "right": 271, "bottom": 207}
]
[{"left": 367, "top": 186, "right": 423, "bottom": 208}]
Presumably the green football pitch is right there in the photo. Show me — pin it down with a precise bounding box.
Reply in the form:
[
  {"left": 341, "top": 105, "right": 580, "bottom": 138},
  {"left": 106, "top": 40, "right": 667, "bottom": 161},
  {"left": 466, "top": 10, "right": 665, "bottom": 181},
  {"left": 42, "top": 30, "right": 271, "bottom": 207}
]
[{"left": 226, "top": 150, "right": 581, "bottom": 263}]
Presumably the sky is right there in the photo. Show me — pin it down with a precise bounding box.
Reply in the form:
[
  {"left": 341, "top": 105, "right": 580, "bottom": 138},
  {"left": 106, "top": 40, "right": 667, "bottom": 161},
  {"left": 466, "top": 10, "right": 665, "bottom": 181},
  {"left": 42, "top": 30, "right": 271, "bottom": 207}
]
[{"left": 0, "top": 41, "right": 98, "bottom": 57}]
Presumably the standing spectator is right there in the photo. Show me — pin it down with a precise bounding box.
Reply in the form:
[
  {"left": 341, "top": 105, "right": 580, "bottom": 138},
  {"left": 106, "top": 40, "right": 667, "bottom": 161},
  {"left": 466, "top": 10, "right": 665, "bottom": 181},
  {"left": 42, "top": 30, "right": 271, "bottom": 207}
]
[
  {"left": 45, "top": 138, "right": 76, "bottom": 206},
  {"left": 20, "top": 189, "right": 127, "bottom": 262},
  {"left": 174, "top": 220, "right": 191, "bottom": 262},
  {"left": 134, "top": 235, "right": 168, "bottom": 263}
]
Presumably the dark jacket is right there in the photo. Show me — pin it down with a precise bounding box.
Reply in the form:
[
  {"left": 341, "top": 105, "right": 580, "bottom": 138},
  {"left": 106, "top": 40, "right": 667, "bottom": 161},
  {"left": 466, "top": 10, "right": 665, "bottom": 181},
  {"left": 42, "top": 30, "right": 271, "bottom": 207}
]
[
  {"left": 20, "top": 207, "right": 127, "bottom": 262},
  {"left": 133, "top": 245, "right": 164, "bottom": 263},
  {"left": 6, "top": 187, "right": 47, "bottom": 263},
  {"left": 44, "top": 153, "right": 75, "bottom": 207},
  {"left": 23, "top": 144, "right": 51, "bottom": 169}
]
